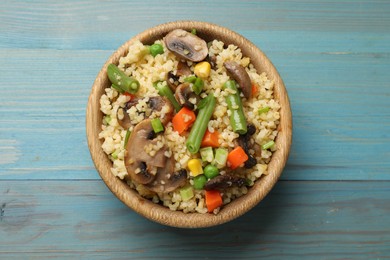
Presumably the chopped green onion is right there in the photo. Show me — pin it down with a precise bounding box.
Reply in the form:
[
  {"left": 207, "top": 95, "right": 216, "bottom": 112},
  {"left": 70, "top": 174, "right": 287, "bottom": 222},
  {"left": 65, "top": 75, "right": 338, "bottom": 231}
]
[
  {"left": 258, "top": 106, "right": 270, "bottom": 114},
  {"left": 193, "top": 77, "right": 204, "bottom": 95},
  {"left": 213, "top": 148, "right": 228, "bottom": 168},
  {"left": 151, "top": 118, "right": 164, "bottom": 133},
  {"left": 184, "top": 75, "right": 197, "bottom": 83},
  {"left": 262, "top": 140, "right": 275, "bottom": 150},
  {"left": 153, "top": 81, "right": 181, "bottom": 112},
  {"left": 180, "top": 186, "right": 194, "bottom": 201},
  {"left": 103, "top": 115, "right": 111, "bottom": 125},
  {"left": 111, "top": 150, "right": 119, "bottom": 159},
  {"left": 200, "top": 147, "right": 214, "bottom": 163},
  {"left": 124, "top": 129, "right": 131, "bottom": 148},
  {"left": 191, "top": 28, "right": 197, "bottom": 35}
]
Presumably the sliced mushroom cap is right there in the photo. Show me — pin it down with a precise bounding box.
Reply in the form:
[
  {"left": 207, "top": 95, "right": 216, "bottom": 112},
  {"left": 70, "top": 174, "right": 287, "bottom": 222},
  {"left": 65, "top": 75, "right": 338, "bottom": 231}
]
[
  {"left": 204, "top": 175, "right": 247, "bottom": 191},
  {"left": 167, "top": 61, "right": 192, "bottom": 91},
  {"left": 145, "top": 161, "right": 188, "bottom": 193},
  {"left": 117, "top": 98, "right": 139, "bottom": 129},
  {"left": 224, "top": 61, "right": 252, "bottom": 99},
  {"left": 124, "top": 119, "right": 169, "bottom": 185},
  {"left": 177, "top": 61, "right": 192, "bottom": 76},
  {"left": 117, "top": 96, "right": 174, "bottom": 129},
  {"left": 174, "top": 83, "right": 199, "bottom": 110},
  {"left": 148, "top": 96, "right": 174, "bottom": 125},
  {"left": 164, "top": 29, "right": 208, "bottom": 62}
]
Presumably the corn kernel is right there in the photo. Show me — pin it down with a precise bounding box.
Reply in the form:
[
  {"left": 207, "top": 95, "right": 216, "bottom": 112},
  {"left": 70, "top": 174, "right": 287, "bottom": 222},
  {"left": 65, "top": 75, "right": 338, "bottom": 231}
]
[
  {"left": 194, "top": 61, "right": 211, "bottom": 78},
  {"left": 187, "top": 159, "right": 203, "bottom": 176}
]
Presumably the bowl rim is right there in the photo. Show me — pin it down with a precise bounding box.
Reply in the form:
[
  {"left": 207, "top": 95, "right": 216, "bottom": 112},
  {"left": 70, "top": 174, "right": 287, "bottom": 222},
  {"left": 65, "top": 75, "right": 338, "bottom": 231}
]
[{"left": 86, "top": 20, "right": 292, "bottom": 228}]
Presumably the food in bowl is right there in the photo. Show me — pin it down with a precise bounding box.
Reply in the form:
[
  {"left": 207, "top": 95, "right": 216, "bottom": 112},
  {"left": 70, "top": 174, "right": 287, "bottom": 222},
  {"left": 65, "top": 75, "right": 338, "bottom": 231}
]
[{"left": 99, "top": 28, "right": 280, "bottom": 214}]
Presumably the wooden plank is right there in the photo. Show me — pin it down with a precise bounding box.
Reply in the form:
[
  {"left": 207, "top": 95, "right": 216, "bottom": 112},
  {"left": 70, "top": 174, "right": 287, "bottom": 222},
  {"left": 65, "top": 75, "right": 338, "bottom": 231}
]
[
  {"left": 0, "top": 48, "right": 389, "bottom": 180},
  {"left": 0, "top": 180, "right": 389, "bottom": 258},
  {"left": 1, "top": 0, "right": 389, "bottom": 50}
]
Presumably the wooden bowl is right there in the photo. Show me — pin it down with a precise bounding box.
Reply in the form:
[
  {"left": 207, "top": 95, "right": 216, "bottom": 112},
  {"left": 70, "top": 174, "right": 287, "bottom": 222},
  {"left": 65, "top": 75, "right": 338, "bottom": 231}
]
[{"left": 86, "top": 21, "right": 292, "bottom": 228}]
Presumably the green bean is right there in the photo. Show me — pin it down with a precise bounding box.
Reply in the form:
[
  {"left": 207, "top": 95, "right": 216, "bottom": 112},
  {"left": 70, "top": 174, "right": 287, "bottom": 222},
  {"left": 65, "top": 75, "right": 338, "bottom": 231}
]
[
  {"left": 107, "top": 64, "right": 140, "bottom": 94},
  {"left": 223, "top": 80, "right": 247, "bottom": 134},
  {"left": 111, "top": 84, "right": 124, "bottom": 93},
  {"left": 186, "top": 93, "right": 216, "bottom": 154},
  {"left": 153, "top": 81, "right": 181, "bottom": 112}
]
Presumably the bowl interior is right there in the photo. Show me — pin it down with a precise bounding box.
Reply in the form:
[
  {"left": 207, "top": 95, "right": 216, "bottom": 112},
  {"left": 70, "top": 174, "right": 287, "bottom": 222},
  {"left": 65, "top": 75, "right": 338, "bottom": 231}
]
[{"left": 86, "top": 21, "right": 292, "bottom": 228}]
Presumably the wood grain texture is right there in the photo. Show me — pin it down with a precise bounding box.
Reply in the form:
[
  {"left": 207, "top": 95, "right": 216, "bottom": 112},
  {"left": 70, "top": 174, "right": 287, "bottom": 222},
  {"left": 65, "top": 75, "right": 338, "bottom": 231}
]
[{"left": 0, "top": 180, "right": 389, "bottom": 258}]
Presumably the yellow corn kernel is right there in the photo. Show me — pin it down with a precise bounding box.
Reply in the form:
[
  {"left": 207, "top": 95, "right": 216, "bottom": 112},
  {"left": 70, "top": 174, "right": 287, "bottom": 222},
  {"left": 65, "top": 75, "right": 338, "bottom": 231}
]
[
  {"left": 187, "top": 159, "right": 203, "bottom": 177},
  {"left": 194, "top": 61, "right": 211, "bottom": 78}
]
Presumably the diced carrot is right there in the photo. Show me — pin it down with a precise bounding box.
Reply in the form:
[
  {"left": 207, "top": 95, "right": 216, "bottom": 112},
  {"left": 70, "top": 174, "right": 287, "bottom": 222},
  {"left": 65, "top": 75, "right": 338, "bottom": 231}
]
[
  {"left": 172, "top": 107, "right": 196, "bottom": 134},
  {"left": 227, "top": 146, "right": 249, "bottom": 169},
  {"left": 251, "top": 83, "right": 258, "bottom": 96},
  {"left": 123, "top": 92, "right": 135, "bottom": 99},
  {"left": 201, "top": 129, "right": 220, "bottom": 148},
  {"left": 205, "top": 190, "right": 223, "bottom": 213}
]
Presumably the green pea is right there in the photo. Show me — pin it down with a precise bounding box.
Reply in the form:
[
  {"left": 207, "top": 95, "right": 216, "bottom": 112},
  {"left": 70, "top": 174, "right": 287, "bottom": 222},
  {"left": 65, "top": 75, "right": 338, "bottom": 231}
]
[
  {"left": 193, "top": 175, "right": 207, "bottom": 190},
  {"left": 149, "top": 44, "right": 164, "bottom": 57},
  {"left": 204, "top": 164, "right": 219, "bottom": 179}
]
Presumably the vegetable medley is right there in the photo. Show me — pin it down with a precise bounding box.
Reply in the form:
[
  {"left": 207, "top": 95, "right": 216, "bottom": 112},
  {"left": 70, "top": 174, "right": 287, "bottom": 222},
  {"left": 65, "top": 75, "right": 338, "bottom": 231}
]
[{"left": 100, "top": 28, "right": 280, "bottom": 214}]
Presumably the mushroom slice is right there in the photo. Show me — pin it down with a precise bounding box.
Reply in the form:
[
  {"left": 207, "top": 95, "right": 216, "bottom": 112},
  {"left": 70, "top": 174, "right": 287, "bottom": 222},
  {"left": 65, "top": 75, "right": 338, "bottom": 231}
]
[
  {"left": 167, "top": 61, "right": 192, "bottom": 91},
  {"left": 164, "top": 29, "right": 208, "bottom": 62},
  {"left": 124, "top": 119, "right": 169, "bottom": 185},
  {"left": 224, "top": 61, "right": 252, "bottom": 99},
  {"left": 204, "top": 175, "right": 247, "bottom": 191},
  {"left": 175, "top": 83, "right": 200, "bottom": 110},
  {"left": 117, "top": 98, "right": 139, "bottom": 129},
  {"left": 118, "top": 96, "right": 174, "bottom": 129},
  {"left": 145, "top": 159, "right": 188, "bottom": 194},
  {"left": 148, "top": 96, "right": 174, "bottom": 125},
  {"left": 177, "top": 61, "right": 192, "bottom": 76}
]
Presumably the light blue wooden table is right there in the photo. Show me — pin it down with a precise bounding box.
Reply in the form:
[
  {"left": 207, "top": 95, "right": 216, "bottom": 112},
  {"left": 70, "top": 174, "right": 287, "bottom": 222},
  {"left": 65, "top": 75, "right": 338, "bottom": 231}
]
[{"left": 1, "top": 1, "right": 389, "bottom": 259}]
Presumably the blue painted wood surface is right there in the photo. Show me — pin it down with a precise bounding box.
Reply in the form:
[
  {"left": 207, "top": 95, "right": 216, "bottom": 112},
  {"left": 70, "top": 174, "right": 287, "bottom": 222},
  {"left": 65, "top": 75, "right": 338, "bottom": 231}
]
[{"left": 0, "top": 0, "right": 389, "bottom": 258}]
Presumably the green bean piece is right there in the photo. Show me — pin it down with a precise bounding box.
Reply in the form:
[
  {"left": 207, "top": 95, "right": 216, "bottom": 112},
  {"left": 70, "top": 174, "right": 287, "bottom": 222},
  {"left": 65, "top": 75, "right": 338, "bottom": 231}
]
[
  {"left": 151, "top": 118, "right": 164, "bottom": 133},
  {"left": 149, "top": 43, "right": 164, "bottom": 57},
  {"left": 107, "top": 64, "right": 140, "bottom": 94},
  {"left": 153, "top": 81, "right": 181, "bottom": 112},
  {"left": 186, "top": 93, "right": 216, "bottom": 154},
  {"left": 111, "top": 84, "right": 124, "bottom": 93},
  {"left": 223, "top": 80, "right": 247, "bottom": 134}
]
